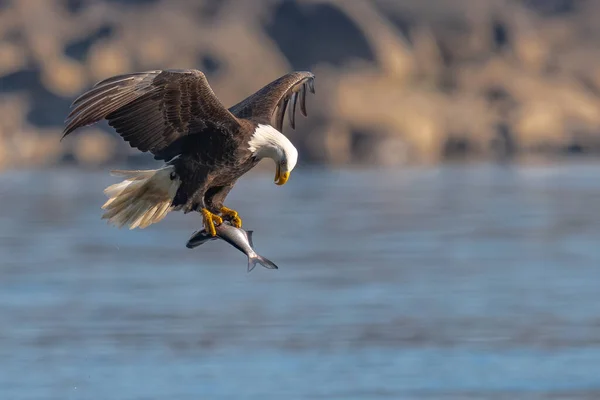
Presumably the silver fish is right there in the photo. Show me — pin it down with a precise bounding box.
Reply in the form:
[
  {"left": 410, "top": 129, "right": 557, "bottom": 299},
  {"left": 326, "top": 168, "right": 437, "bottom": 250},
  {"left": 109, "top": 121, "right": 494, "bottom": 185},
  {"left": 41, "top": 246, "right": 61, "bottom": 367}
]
[{"left": 186, "top": 222, "right": 279, "bottom": 272}]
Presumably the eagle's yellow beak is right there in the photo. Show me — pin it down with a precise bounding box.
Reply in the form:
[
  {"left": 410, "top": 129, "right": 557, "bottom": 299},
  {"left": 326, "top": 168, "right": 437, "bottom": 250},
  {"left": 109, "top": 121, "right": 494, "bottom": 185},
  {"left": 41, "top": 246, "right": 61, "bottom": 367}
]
[{"left": 275, "top": 165, "right": 289, "bottom": 185}]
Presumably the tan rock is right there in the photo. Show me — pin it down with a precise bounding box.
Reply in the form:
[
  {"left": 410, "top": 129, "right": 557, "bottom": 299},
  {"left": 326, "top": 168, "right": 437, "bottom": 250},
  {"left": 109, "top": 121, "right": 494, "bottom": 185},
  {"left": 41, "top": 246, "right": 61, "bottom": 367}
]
[
  {"left": 1, "top": 0, "right": 600, "bottom": 166},
  {"left": 88, "top": 42, "right": 133, "bottom": 82},
  {"left": 72, "top": 129, "right": 116, "bottom": 166},
  {"left": 515, "top": 101, "right": 566, "bottom": 150},
  {"left": 0, "top": 43, "right": 27, "bottom": 76},
  {"left": 41, "top": 59, "right": 88, "bottom": 97}
]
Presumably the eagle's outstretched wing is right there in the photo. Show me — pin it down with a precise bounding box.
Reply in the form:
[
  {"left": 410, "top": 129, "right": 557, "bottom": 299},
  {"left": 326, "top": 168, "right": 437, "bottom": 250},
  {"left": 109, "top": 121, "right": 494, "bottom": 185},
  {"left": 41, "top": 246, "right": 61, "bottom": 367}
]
[
  {"left": 228, "top": 71, "right": 315, "bottom": 132},
  {"left": 62, "top": 69, "right": 241, "bottom": 161}
]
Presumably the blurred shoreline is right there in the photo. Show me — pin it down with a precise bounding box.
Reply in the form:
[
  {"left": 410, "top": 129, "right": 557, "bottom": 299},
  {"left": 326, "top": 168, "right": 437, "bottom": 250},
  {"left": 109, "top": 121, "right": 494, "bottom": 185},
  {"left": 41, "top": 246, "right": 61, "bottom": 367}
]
[
  {"left": 2, "top": 0, "right": 600, "bottom": 170},
  {"left": 5, "top": 154, "right": 600, "bottom": 177}
]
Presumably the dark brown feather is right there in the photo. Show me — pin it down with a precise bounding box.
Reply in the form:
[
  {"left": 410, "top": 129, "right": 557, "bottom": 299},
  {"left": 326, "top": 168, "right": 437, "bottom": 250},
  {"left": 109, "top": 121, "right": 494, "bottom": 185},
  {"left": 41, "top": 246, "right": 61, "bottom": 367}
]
[
  {"left": 228, "top": 71, "right": 315, "bottom": 133},
  {"left": 299, "top": 83, "right": 308, "bottom": 117},
  {"left": 62, "top": 69, "right": 241, "bottom": 161},
  {"left": 288, "top": 92, "right": 297, "bottom": 129},
  {"left": 275, "top": 98, "right": 288, "bottom": 133}
]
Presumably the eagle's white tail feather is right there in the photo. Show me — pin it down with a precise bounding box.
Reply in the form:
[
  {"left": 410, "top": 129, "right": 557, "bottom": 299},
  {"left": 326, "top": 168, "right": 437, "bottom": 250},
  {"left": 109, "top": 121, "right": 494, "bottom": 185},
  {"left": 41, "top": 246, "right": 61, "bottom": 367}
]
[{"left": 101, "top": 166, "right": 181, "bottom": 229}]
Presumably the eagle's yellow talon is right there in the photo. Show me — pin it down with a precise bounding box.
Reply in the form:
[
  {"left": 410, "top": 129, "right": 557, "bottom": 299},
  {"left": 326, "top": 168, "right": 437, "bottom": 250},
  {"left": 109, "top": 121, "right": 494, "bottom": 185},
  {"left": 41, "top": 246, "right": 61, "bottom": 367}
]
[
  {"left": 220, "top": 206, "right": 242, "bottom": 228},
  {"left": 201, "top": 208, "right": 222, "bottom": 237},
  {"left": 231, "top": 216, "right": 242, "bottom": 228}
]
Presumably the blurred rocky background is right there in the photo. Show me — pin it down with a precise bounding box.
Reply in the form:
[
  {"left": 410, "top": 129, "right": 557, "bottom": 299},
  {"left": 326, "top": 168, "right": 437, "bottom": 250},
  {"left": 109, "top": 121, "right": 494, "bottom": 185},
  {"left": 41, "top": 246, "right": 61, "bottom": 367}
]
[{"left": 1, "top": 0, "right": 600, "bottom": 170}]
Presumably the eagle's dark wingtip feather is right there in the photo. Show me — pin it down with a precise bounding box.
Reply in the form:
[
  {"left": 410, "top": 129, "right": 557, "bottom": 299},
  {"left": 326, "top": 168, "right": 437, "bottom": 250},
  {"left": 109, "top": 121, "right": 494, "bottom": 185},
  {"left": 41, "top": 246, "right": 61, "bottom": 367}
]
[
  {"left": 91, "top": 70, "right": 159, "bottom": 88},
  {"left": 275, "top": 97, "right": 288, "bottom": 133},
  {"left": 299, "top": 83, "right": 308, "bottom": 117},
  {"left": 61, "top": 121, "right": 81, "bottom": 140},
  {"left": 61, "top": 121, "right": 80, "bottom": 140},
  {"left": 288, "top": 92, "right": 297, "bottom": 129},
  {"left": 61, "top": 72, "right": 163, "bottom": 138},
  {"left": 308, "top": 78, "right": 315, "bottom": 94}
]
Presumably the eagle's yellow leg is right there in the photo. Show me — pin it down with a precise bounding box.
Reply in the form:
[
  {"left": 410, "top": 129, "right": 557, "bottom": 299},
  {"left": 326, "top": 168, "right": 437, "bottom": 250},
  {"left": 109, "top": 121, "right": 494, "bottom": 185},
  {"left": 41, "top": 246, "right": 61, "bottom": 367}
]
[
  {"left": 201, "top": 208, "right": 223, "bottom": 237},
  {"left": 220, "top": 206, "right": 242, "bottom": 228}
]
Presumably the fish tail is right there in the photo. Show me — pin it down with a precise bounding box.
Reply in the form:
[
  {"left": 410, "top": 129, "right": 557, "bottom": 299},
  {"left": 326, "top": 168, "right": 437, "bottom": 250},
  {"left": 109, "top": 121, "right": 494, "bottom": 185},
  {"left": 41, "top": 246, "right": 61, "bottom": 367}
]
[
  {"left": 101, "top": 165, "right": 181, "bottom": 229},
  {"left": 248, "top": 254, "right": 279, "bottom": 272}
]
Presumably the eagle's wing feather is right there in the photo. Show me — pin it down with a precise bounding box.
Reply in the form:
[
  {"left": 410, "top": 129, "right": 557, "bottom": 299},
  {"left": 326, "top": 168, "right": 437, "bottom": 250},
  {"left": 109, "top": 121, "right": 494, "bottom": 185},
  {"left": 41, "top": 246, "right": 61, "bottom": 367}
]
[
  {"left": 63, "top": 69, "right": 240, "bottom": 161},
  {"left": 228, "top": 71, "right": 315, "bottom": 132}
]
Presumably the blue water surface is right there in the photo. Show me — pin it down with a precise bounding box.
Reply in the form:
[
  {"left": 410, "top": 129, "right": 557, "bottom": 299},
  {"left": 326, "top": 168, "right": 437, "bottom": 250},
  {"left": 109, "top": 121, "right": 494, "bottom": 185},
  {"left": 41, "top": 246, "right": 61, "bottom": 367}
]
[{"left": 1, "top": 164, "right": 599, "bottom": 399}]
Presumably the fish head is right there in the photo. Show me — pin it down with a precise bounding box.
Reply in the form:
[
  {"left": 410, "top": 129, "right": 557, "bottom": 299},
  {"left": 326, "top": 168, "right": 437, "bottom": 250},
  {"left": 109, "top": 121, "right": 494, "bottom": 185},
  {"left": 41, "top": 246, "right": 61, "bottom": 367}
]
[{"left": 186, "top": 229, "right": 218, "bottom": 249}]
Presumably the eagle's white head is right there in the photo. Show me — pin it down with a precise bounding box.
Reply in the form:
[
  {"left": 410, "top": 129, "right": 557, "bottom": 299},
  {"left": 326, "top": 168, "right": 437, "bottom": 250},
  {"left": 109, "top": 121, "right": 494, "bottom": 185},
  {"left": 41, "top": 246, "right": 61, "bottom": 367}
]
[{"left": 248, "top": 124, "right": 298, "bottom": 185}]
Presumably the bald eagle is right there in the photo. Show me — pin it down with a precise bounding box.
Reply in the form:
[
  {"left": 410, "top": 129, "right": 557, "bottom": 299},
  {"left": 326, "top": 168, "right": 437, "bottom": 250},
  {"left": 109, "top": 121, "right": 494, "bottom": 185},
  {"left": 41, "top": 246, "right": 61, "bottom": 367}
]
[{"left": 62, "top": 69, "right": 315, "bottom": 236}]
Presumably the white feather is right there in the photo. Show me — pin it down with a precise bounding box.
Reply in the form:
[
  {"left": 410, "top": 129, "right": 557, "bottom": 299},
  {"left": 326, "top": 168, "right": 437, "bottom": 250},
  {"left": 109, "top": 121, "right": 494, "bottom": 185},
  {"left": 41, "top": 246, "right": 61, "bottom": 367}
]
[
  {"left": 248, "top": 124, "right": 298, "bottom": 172},
  {"left": 101, "top": 165, "right": 181, "bottom": 229}
]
